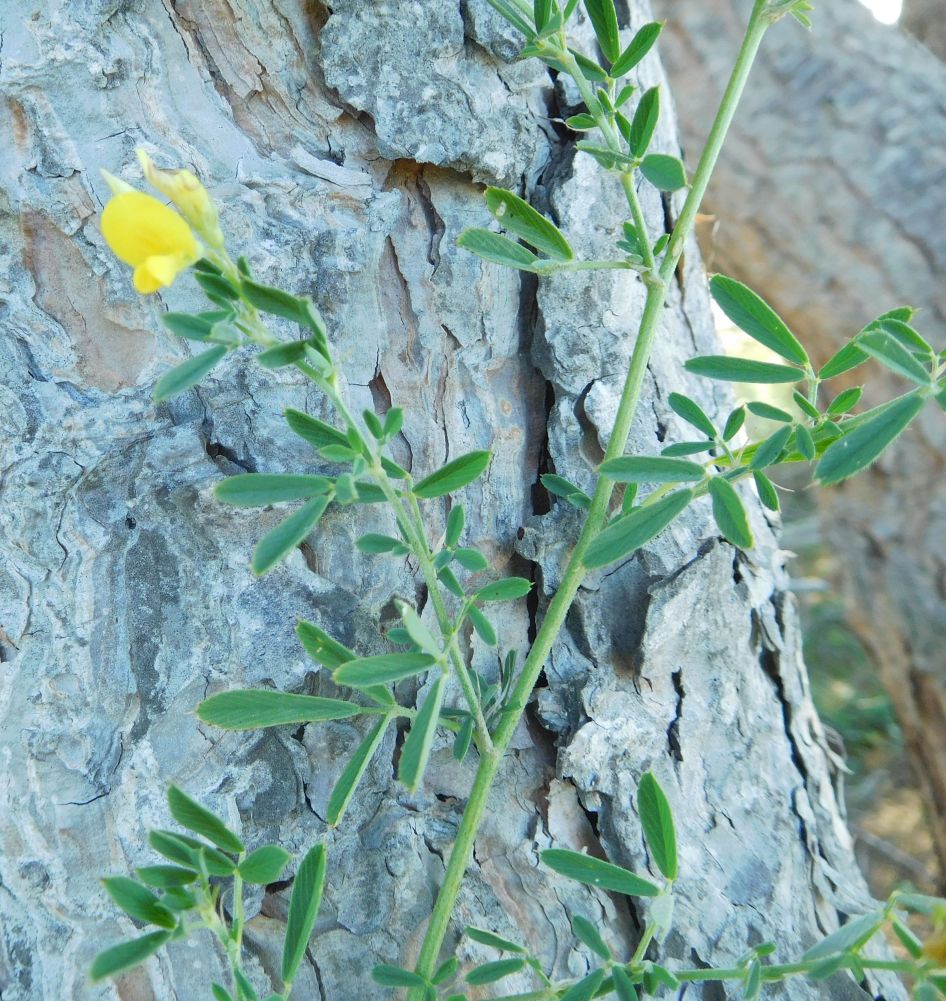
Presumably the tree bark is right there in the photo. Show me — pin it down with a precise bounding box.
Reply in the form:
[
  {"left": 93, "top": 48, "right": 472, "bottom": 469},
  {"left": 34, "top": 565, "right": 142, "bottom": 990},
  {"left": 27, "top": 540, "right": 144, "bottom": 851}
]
[
  {"left": 0, "top": 2, "right": 898, "bottom": 999},
  {"left": 658, "top": 0, "right": 946, "bottom": 881},
  {"left": 901, "top": 0, "right": 946, "bottom": 59}
]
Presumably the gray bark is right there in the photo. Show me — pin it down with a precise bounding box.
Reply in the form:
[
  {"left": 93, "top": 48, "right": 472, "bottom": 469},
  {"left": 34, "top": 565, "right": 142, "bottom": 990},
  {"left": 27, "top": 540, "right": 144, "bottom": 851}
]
[
  {"left": 902, "top": 0, "right": 946, "bottom": 59},
  {"left": 0, "top": 2, "right": 898, "bottom": 999},
  {"left": 657, "top": 0, "right": 946, "bottom": 880}
]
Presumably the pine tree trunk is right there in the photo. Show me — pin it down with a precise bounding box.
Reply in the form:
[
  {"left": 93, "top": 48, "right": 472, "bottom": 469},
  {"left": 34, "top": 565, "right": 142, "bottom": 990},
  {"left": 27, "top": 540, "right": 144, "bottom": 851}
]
[
  {"left": 658, "top": 0, "right": 946, "bottom": 884},
  {"left": 0, "top": 2, "right": 900, "bottom": 999}
]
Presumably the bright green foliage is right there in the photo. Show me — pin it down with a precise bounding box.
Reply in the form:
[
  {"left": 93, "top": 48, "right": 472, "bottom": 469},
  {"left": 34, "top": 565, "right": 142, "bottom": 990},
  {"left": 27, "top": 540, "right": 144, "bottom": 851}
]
[
  {"left": 153, "top": 345, "right": 228, "bottom": 402},
  {"left": 197, "top": 690, "right": 364, "bottom": 729},
  {"left": 584, "top": 490, "right": 693, "bottom": 568},
  {"left": 541, "top": 848, "right": 660, "bottom": 897},
  {"left": 637, "top": 772, "right": 678, "bottom": 880},
  {"left": 281, "top": 844, "right": 327, "bottom": 987},
  {"left": 94, "top": 1, "right": 945, "bottom": 997}
]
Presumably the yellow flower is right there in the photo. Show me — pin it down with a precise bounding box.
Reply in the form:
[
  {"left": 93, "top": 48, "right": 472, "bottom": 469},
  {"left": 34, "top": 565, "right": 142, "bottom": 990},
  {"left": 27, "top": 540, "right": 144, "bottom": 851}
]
[
  {"left": 101, "top": 189, "right": 201, "bottom": 294},
  {"left": 137, "top": 149, "right": 224, "bottom": 249}
]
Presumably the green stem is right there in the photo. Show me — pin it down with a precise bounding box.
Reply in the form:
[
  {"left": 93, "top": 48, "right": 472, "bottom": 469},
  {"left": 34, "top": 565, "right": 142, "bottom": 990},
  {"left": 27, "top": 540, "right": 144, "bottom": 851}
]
[
  {"left": 408, "top": 7, "right": 771, "bottom": 990},
  {"left": 316, "top": 372, "right": 494, "bottom": 751}
]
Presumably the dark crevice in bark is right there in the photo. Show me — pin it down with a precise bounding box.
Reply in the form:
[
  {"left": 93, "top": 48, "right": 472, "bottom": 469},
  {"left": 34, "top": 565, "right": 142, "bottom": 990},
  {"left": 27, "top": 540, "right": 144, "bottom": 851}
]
[{"left": 667, "top": 669, "right": 684, "bottom": 763}]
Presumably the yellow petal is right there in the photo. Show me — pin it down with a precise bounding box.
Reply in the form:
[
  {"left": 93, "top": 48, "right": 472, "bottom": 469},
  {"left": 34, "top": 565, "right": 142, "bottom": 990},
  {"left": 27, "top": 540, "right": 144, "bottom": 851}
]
[
  {"left": 101, "top": 191, "right": 198, "bottom": 268},
  {"left": 133, "top": 254, "right": 182, "bottom": 294}
]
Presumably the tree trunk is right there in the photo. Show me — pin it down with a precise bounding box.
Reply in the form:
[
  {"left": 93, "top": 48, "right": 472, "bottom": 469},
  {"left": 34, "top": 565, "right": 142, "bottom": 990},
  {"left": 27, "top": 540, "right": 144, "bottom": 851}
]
[
  {"left": 901, "top": 0, "right": 946, "bottom": 59},
  {"left": 0, "top": 2, "right": 899, "bottom": 999},
  {"left": 658, "top": 0, "right": 946, "bottom": 882}
]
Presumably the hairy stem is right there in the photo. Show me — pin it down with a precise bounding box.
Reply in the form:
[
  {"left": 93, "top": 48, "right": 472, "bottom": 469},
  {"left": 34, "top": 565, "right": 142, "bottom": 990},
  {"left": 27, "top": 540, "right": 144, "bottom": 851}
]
[{"left": 408, "top": 7, "right": 771, "bottom": 989}]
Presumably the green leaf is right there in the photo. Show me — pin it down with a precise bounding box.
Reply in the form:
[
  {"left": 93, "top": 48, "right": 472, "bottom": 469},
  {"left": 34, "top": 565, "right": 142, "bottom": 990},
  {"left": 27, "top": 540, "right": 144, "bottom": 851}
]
[
  {"left": 296, "top": 621, "right": 355, "bottom": 669},
  {"left": 445, "top": 505, "right": 465, "bottom": 547},
  {"left": 484, "top": 0, "right": 535, "bottom": 35},
  {"left": 661, "top": 441, "right": 714, "bottom": 456},
  {"left": 628, "top": 87, "right": 659, "bottom": 157},
  {"left": 826, "top": 387, "right": 863, "bottom": 417},
  {"left": 398, "top": 601, "right": 441, "bottom": 656},
  {"left": 334, "top": 653, "right": 436, "bottom": 688},
  {"left": 793, "top": 391, "right": 821, "bottom": 420},
  {"left": 795, "top": 424, "right": 816, "bottom": 461},
  {"left": 819, "top": 341, "right": 868, "bottom": 380},
  {"left": 466, "top": 958, "right": 527, "bottom": 985},
  {"left": 709, "top": 276, "right": 808, "bottom": 366},
  {"left": 744, "top": 960, "right": 762, "bottom": 1000},
  {"left": 566, "top": 113, "right": 598, "bottom": 130},
  {"left": 584, "top": 0, "right": 620, "bottom": 63},
  {"left": 399, "top": 675, "right": 445, "bottom": 791},
  {"left": 212, "top": 984, "right": 235, "bottom": 1001},
  {"left": 802, "top": 910, "right": 885, "bottom": 961},
  {"left": 685, "top": 356, "right": 802, "bottom": 384},
  {"left": 749, "top": 424, "right": 794, "bottom": 470},
  {"left": 455, "top": 547, "right": 489, "bottom": 572},
  {"left": 465, "top": 927, "right": 527, "bottom": 953},
  {"left": 468, "top": 605, "right": 497, "bottom": 645},
  {"left": 198, "top": 689, "right": 362, "bottom": 730},
  {"left": 153, "top": 345, "right": 228, "bottom": 402},
  {"left": 233, "top": 968, "right": 259, "bottom": 1001},
  {"left": 542, "top": 472, "right": 591, "bottom": 508},
  {"left": 668, "top": 393, "right": 717, "bottom": 438},
  {"left": 457, "top": 228, "right": 542, "bottom": 271},
  {"left": 611, "top": 21, "right": 663, "bottom": 76},
  {"left": 215, "top": 474, "right": 333, "bottom": 507},
  {"left": 195, "top": 270, "right": 239, "bottom": 305},
  {"left": 817, "top": 393, "right": 923, "bottom": 485},
  {"left": 534, "top": 0, "right": 553, "bottom": 30},
  {"left": 432, "top": 957, "right": 460, "bottom": 986},
  {"left": 584, "top": 490, "right": 693, "bottom": 569},
  {"left": 475, "top": 577, "right": 533, "bottom": 602},
  {"left": 372, "top": 965, "right": 428, "bottom": 988},
  {"left": 147, "top": 830, "right": 234, "bottom": 875},
  {"left": 880, "top": 317, "right": 932, "bottom": 357},
  {"left": 453, "top": 716, "right": 475, "bottom": 761},
  {"left": 256, "top": 340, "right": 310, "bottom": 370},
  {"left": 561, "top": 969, "right": 606, "bottom": 1001},
  {"left": 708, "top": 477, "right": 754, "bottom": 550},
  {"left": 858, "top": 329, "right": 932, "bottom": 386},
  {"left": 571, "top": 914, "right": 611, "bottom": 959},
  {"left": 161, "top": 311, "right": 228, "bottom": 341},
  {"left": 239, "top": 845, "right": 291, "bottom": 884},
  {"left": 252, "top": 494, "right": 330, "bottom": 575},
  {"left": 746, "top": 401, "right": 793, "bottom": 423},
  {"left": 752, "top": 470, "right": 780, "bottom": 512},
  {"left": 356, "top": 533, "right": 408, "bottom": 555},
  {"left": 484, "top": 188, "right": 573, "bottom": 260},
  {"left": 101, "top": 877, "right": 177, "bottom": 929},
  {"left": 541, "top": 848, "right": 660, "bottom": 897},
  {"left": 890, "top": 917, "right": 924, "bottom": 959},
  {"left": 134, "top": 865, "right": 196, "bottom": 889},
  {"left": 327, "top": 718, "right": 389, "bottom": 826},
  {"left": 636, "top": 772, "right": 678, "bottom": 880},
  {"left": 414, "top": 451, "right": 492, "bottom": 499},
  {"left": 167, "top": 786, "right": 245, "bottom": 854},
  {"left": 600, "top": 455, "right": 704, "bottom": 484},
  {"left": 722, "top": 407, "right": 746, "bottom": 441},
  {"left": 90, "top": 931, "right": 171, "bottom": 982},
  {"left": 281, "top": 843, "right": 327, "bottom": 986},
  {"left": 640, "top": 154, "right": 687, "bottom": 191},
  {"left": 284, "top": 409, "right": 349, "bottom": 450},
  {"left": 612, "top": 966, "right": 640, "bottom": 1001},
  {"left": 240, "top": 278, "right": 325, "bottom": 334}
]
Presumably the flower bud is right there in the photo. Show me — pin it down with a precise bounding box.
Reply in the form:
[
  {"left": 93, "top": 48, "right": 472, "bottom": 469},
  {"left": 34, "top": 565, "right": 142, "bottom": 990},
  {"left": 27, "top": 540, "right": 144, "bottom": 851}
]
[{"left": 136, "top": 148, "right": 224, "bottom": 249}]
